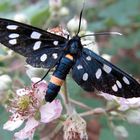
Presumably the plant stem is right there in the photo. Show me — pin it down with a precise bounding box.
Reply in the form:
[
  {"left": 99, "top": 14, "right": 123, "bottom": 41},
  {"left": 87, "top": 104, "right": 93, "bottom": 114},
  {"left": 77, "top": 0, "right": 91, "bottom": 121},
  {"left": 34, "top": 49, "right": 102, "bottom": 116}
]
[
  {"left": 60, "top": 79, "right": 75, "bottom": 115},
  {"left": 63, "top": 80, "right": 69, "bottom": 104},
  {"left": 70, "top": 98, "right": 93, "bottom": 110},
  {"left": 48, "top": 123, "right": 63, "bottom": 139},
  {"left": 41, "top": 123, "right": 63, "bottom": 140},
  {"left": 79, "top": 108, "right": 105, "bottom": 117}
]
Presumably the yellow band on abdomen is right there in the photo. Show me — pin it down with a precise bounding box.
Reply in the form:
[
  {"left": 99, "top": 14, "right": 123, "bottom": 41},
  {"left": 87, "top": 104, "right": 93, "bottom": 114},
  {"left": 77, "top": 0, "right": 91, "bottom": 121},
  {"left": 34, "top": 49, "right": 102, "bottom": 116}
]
[
  {"left": 50, "top": 75, "right": 64, "bottom": 86},
  {"left": 65, "top": 54, "right": 74, "bottom": 60}
]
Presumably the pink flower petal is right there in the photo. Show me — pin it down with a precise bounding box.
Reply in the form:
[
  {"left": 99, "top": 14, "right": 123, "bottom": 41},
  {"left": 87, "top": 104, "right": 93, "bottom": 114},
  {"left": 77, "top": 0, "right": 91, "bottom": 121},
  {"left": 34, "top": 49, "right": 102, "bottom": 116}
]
[
  {"left": 14, "top": 117, "right": 39, "bottom": 139},
  {"left": 40, "top": 99, "right": 62, "bottom": 123},
  {"left": 3, "top": 113, "right": 24, "bottom": 131},
  {"left": 31, "top": 77, "right": 48, "bottom": 100}
]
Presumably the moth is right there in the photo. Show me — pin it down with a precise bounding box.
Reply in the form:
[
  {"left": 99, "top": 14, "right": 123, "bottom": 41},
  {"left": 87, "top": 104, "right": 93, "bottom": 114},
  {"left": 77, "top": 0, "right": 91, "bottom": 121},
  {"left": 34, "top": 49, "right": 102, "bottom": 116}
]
[{"left": 0, "top": 9, "right": 140, "bottom": 102}]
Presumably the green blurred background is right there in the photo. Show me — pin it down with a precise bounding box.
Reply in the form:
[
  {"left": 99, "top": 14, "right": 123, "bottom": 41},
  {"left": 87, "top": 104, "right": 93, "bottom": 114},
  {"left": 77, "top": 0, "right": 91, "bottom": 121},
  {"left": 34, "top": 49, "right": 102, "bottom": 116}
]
[{"left": 0, "top": 0, "right": 140, "bottom": 139}]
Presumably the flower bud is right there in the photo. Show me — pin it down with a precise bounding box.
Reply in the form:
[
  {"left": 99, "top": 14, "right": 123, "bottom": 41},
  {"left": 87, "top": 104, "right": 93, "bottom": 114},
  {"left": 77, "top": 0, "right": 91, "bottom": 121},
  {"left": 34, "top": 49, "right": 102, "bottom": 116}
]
[
  {"left": 67, "top": 16, "right": 87, "bottom": 33},
  {"left": 113, "top": 125, "right": 128, "bottom": 140},
  {"left": 126, "top": 109, "right": 140, "bottom": 125},
  {"left": 0, "top": 75, "right": 12, "bottom": 91},
  {"left": 59, "top": 7, "right": 69, "bottom": 16},
  {"left": 49, "top": 0, "right": 61, "bottom": 10},
  {"left": 14, "top": 13, "right": 29, "bottom": 24}
]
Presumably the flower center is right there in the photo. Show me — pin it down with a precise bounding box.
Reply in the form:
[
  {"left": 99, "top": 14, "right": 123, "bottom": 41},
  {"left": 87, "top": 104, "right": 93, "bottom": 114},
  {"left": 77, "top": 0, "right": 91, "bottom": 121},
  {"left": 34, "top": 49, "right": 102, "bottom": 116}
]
[{"left": 17, "top": 96, "right": 30, "bottom": 110}]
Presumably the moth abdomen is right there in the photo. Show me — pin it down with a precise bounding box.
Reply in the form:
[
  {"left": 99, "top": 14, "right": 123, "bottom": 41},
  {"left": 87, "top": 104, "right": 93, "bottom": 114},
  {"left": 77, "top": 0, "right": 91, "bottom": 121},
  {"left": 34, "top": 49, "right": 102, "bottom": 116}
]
[{"left": 45, "top": 54, "right": 74, "bottom": 102}]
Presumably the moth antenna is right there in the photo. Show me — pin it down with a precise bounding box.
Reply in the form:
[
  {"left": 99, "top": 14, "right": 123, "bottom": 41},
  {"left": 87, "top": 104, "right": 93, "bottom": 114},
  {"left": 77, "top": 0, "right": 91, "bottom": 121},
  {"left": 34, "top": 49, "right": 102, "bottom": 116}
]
[
  {"left": 80, "top": 32, "right": 123, "bottom": 38},
  {"left": 76, "top": 0, "right": 86, "bottom": 36}
]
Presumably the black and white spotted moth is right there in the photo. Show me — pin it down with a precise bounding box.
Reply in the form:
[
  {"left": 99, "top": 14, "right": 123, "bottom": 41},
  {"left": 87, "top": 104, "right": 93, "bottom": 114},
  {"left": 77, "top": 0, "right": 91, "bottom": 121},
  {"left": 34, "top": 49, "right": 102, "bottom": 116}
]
[{"left": 0, "top": 13, "right": 140, "bottom": 102}]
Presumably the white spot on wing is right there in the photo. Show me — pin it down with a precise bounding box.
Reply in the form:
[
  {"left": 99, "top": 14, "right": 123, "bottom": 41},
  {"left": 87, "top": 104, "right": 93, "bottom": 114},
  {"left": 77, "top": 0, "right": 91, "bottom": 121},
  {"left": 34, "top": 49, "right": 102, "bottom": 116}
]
[
  {"left": 112, "top": 84, "right": 118, "bottom": 92},
  {"left": 7, "top": 25, "right": 18, "bottom": 30},
  {"left": 40, "top": 54, "right": 47, "bottom": 62},
  {"left": 116, "top": 80, "right": 122, "bottom": 89},
  {"left": 95, "top": 68, "right": 102, "bottom": 79},
  {"left": 53, "top": 41, "right": 58, "bottom": 46},
  {"left": 83, "top": 73, "right": 88, "bottom": 81},
  {"left": 86, "top": 56, "right": 91, "bottom": 61},
  {"left": 9, "top": 39, "right": 17, "bottom": 45},
  {"left": 52, "top": 53, "right": 58, "bottom": 59},
  {"left": 123, "top": 76, "right": 130, "bottom": 85},
  {"left": 9, "top": 33, "right": 19, "bottom": 38},
  {"left": 77, "top": 65, "right": 83, "bottom": 70},
  {"left": 103, "top": 64, "right": 112, "bottom": 73},
  {"left": 33, "top": 41, "right": 41, "bottom": 50},
  {"left": 31, "top": 31, "right": 41, "bottom": 39}
]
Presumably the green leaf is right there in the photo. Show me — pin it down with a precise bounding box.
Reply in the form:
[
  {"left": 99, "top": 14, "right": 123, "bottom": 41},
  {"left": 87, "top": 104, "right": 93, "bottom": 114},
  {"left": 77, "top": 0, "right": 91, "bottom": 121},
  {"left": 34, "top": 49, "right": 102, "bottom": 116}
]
[
  {"left": 100, "top": 128, "right": 116, "bottom": 140},
  {"left": 67, "top": 76, "right": 103, "bottom": 112},
  {"left": 99, "top": 0, "right": 140, "bottom": 26},
  {"left": 88, "top": 21, "right": 106, "bottom": 31},
  {"left": 110, "top": 29, "right": 140, "bottom": 49},
  {"left": 123, "top": 122, "right": 140, "bottom": 140},
  {"left": 136, "top": 50, "right": 140, "bottom": 58},
  {"left": 117, "top": 57, "right": 140, "bottom": 75},
  {"left": 30, "top": 6, "right": 50, "bottom": 27},
  {"left": 0, "top": 106, "right": 13, "bottom": 140},
  {"left": 20, "top": 1, "right": 50, "bottom": 27}
]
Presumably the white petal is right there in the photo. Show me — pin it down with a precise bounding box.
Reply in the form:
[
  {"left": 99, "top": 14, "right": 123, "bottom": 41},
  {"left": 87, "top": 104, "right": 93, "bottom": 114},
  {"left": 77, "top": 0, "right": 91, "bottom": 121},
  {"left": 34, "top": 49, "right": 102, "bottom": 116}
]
[
  {"left": 31, "top": 77, "right": 47, "bottom": 84},
  {"left": 40, "top": 99, "right": 62, "bottom": 123},
  {"left": 100, "top": 92, "right": 117, "bottom": 101},
  {"left": 14, "top": 117, "right": 39, "bottom": 139},
  {"left": 3, "top": 113, "right": 24, "bottom": 131},
  {"left": 128, "top": 97, "right": 140, "bottom": 105},
  {"left": 16, "top": 88, "right": 30, "bottom": 96}
]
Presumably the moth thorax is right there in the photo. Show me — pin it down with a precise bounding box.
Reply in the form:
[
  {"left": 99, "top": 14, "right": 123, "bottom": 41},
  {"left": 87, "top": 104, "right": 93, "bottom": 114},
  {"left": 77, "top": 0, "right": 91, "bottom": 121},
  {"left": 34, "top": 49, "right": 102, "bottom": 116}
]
[{"left": 69, "top": 39, "right": 82, "bottom": 54}]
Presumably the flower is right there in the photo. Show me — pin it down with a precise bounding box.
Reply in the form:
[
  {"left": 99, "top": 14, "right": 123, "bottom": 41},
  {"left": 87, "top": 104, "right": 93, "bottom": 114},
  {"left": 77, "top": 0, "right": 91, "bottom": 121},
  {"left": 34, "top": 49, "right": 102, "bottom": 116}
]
[
  {"left": 100, "top": 92, "right": 140, "bottom": 111},
  {"left": 63, "top": 112, "right": 88, "bottom": 140},
  {"left": 3, "top": 77, "right": 63, "bottom": 140},
  {"left": 47, "top": 27, "right": 69, "bottom": 39},
  {"left": 49, "top": 0, "right": 62, "bottom": 10},
  {"left": 81, "top": 31, "right": 99, "bottom": 54}
]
